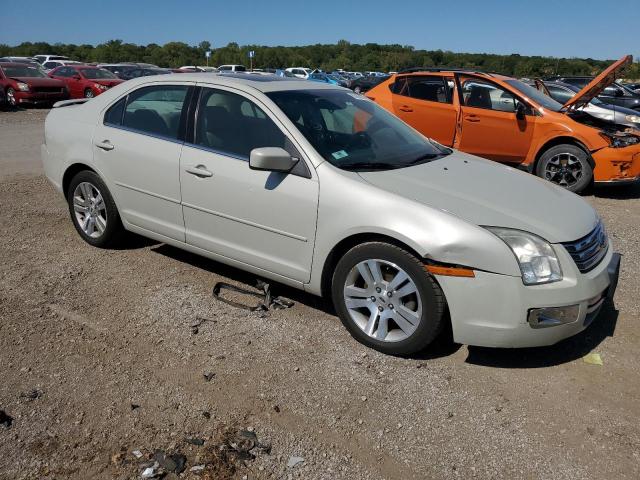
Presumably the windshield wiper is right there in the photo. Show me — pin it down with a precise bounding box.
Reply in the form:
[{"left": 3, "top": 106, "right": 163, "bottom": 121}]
[
  {"left": 339, "top": 162, "right": 402, "bottom": 171},
  {"left": 405, "top": 153, "right": 445, "bottom": 166}
]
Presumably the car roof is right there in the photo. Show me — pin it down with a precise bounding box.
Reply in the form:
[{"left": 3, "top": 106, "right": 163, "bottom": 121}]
[
  {"left": 127, "top": 72, "right": 341, "bottom": 92},
  {"left": 0, "top": 62, "right": 42, "bottom": 68}
]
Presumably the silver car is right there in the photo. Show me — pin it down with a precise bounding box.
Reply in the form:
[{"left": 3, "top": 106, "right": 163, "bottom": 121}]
[{"left": 41, "top": 74, "right": 620, "bottom": 355}]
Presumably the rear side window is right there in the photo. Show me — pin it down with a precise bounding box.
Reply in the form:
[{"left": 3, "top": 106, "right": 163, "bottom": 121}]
[
  {"left": 195, "top": 88, "right": 286, "bottom": 159},
  {"left": 121, "top": 85, "right": 189, "bottom": 140},
  {"left": 392, "top": 76, "right": 451, "bottom": 104}
]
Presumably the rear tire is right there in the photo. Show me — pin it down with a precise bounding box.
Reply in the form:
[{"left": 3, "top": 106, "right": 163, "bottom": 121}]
[
  {"left": 67, "top": 171, "right": 124, "bottom": 248},
  {"left": 331, "top": 242, "right": 446, "bottom": 355},
  {"left": 536, "top": 144, "right": 592, "bottom": 193}
]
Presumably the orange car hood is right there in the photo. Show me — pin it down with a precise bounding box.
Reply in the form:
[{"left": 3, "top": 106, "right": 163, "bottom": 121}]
[{"left": 562, "top": 55, "right": 632, "bottom": 111}]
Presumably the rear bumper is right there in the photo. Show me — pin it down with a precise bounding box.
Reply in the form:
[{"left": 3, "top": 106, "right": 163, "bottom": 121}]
[
  {"left": 592, "top": 145, "right": 640, "bottom": 183},
  {"left": 436, "top": 245, "right": 619, "bottom": 348}
]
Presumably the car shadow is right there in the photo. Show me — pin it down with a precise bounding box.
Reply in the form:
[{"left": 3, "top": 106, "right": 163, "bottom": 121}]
[
  {"left": 113, "top": 233, "right": 160, "bottom": 250},
  {"left": 149, "top": 244, "right": 331, "bottom": 313},
  {"left": 592, "top": 182, "right": 640, "bottom": 199},
  {"left": 464, "top": 301, "right": 618, "bottom": 368}
]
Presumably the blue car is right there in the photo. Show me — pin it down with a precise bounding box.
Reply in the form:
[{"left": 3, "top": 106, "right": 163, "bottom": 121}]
[{"left": 308, "top": 72, "right": 348, "bottom": 87}]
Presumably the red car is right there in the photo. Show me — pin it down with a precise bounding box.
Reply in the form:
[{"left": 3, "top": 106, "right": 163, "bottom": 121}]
[
  {"left": 0, "top": 62, "right": 68, "bottom": 107},
  {"left": 48, "top": 65, "right": 124, "bottom": 99}
]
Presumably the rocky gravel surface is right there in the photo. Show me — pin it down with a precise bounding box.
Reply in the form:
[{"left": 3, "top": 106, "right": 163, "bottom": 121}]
[{"left": 1, "top": 108, "right": 639, "bottom": 479}]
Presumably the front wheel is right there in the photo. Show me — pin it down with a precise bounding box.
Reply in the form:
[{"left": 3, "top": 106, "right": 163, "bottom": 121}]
[
  {"left": 536, "top": 144, "right": 593, "bottom": 193},
  {"left": 84, "top": 88, "right": 95, "bottom": 98},
  {"left": 67, "top": 171, "right": 124, "bottom": 248},
  {"left": 331, "top": 242, "right": 446, "bottom": 355},
  {"left": 6, "top": 87, "right": 17, "bottom": 107}
]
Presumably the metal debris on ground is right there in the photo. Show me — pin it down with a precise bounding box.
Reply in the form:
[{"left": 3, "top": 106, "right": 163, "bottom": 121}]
[
  {"left": 185, "top": 437, "right": 205, "bottom": 446},
  {"left": 132, "top": 449, "right": 144, "bottom": 459},
  {"left": 287, "top": 455, "right": 305, "bottom": 468},
  {"left": 19, "top": 389, "right": 43, "bottom": 401},
  {"left": 583, "top": 352, "right": 604, "bottom": 366},
  {"left": 0, "top": 410, "right": 13, "bottom": 428},
  {"left": 153, "top": 450, "right": 187, "bottom": 474},
  {"left": 203, "top": 372, "right": 216, "bottom": 382},
  {"left": 212, "top": 280, "right": 294, "bottom": 312},
  {"left": 190, "top": 316, "right": 215, "bottom": 335}
]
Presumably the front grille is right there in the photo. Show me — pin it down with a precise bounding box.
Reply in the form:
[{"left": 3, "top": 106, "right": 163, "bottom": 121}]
[
  {"left": 33, "top": 87, "right": 64, "bottom": 93},
  {"left": 562, "top": 221, "right": 608, "bottom": 273}
]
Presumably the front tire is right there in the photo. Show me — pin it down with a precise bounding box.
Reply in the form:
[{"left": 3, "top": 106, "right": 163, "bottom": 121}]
[
  {"left": 331, "top": 242, "right": 446, "bottom": 355},
  {"left": 6, "top": 87, "right": 17, "bottom": 107},
  {"left": 67, "top": 171, "right": 124, "bottom": 248},
  {"left": 84, "top": 88, "right": 95, "bottom": 98},
  {"left": 536, "top": 144, "right": 593, "bottom": 193}
]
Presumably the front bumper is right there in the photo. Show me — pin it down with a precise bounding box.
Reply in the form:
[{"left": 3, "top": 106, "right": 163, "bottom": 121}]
[
  {"left": 15, "top": 90, "right": 68, "bottom": 105},
  {"left": 436, "top": 245, "right": 620, "bottom": 348},
  {"left": 592, "top": 144, "right": 640, "bottom": 183}
]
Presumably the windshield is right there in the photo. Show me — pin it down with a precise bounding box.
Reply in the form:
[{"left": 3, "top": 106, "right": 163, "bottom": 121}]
[
  {"left": 506, "top": 79, "right": 563, "bottom": 111},
  {"left": 81, "top": 68, "right": 117, "bottom": 79},
  {"left": 1, "top": 66, "right": 46, "bottom": 78},
  {"left": 267, "top": 89, "right": 450, "bottom": 171}
]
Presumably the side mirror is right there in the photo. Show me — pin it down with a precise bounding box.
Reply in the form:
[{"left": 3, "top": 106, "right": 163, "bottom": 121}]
[
  {"left": 249, "top": 147, "right": 298, "bottom": 173},
  {"left": 515, "top": 102, "right": 527, "bottom": 120}
]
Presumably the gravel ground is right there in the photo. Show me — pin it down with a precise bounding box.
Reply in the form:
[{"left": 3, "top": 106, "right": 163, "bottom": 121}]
[{"left": 1, "top": 108, "right": 639, "bottom": 480}]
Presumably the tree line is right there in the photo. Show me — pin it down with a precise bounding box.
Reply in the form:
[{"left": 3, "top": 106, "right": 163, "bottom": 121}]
[{"left": 2, "top": 40, "right": 638, "bottom": 79}]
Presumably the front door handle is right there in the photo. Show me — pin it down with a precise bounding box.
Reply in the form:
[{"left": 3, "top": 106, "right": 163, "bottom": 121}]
[
  {"left": 185, "top": 165, "right": 213, "bottom": 178},
  {"left": 399, "top": 105, "right": 413, "bottom": 112},
  {"left": 465, "top": 115, "right": 480, "bottom": 123},
  {"left": 95, "top": 140, "right": 114, "bottom": 151}
]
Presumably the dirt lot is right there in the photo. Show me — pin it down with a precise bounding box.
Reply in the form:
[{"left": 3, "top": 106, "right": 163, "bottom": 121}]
[{"left": 1, "top": 108, "right": 639, "bottom": 480}]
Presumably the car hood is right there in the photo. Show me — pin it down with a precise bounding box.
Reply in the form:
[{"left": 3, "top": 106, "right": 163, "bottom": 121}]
[
  {"left": 562, "top": 55, "right": 633, "bottom": 111},
  {"left": 9, "top": 76, "right": 64, "bottom": 87},
  {"left": 357, "top": 152, "right": 598, "bottom": 243}
]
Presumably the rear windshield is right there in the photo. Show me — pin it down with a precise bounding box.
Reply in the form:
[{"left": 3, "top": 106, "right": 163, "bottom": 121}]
[
  {"left": 1, "top": 66, "right": 46, "bottom": 78},
  {"left": 81, "top": 68, "right": 117, "bottom": 79},
  {"left": 506, "top": 80, "right": 563, "bottom": 111}
]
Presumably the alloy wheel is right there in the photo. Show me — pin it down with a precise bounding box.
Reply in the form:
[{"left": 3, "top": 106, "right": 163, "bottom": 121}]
[
  {"left": 73, "top": 182, "right": 107, "bottom": 238},
  {"left": 84, "top": 89, "right": 94, "bottom": 98},
  {"left": 544, "top": 153, "right": 583, "bottom": 187},
  {"left": 6, "top": 88, "right": 16, "bottom": 106},
  {"left": 343, "top": 259, "right": 422, "bottom": 342}
]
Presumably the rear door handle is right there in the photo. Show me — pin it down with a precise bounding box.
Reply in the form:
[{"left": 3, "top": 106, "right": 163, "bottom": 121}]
[
  {"left": 399, "top": 105, "right": 413, "bottom": 112},
  {"left": 95, "top": 140, "right": 114, "bottom": 151},
  {"left": 185, "top": 165, "right": 213, "bottom": 178}
]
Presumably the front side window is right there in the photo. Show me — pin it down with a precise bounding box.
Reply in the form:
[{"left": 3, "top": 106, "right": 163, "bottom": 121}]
[
  {"left": 195, "top": 88, "right": 286, "bottom": 158},
  {"left": 122, "top": 85, "right": 189, "bottom": 140},
  {"left": 267, "top": 89, "right": 450, "bottom": 171},
  {"left": 461, "top": 78, "right": 520, "bottom": 112}
]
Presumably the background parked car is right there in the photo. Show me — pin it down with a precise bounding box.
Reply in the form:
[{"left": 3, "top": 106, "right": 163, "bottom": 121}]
[
  {"left": 545, "top": 75, "right": 640, "bottom": 111},
  {"left": 34, "top": 54, "right": 70, "bottom": 64},
  {"left": 308, "top": 72, "right": 348, "bottom": 86},
  {"left": 535, "top": 80, "right": 640, "bottom": 129},
  {"left": 98, "top": 63, "right": 139, "bottom": 79},
  {"left": 49, "top": 65, "right": 123, "bottom": 98},
  {"left": 119, "top": 67, "right": 173, "bottom": 80},
  {"left": 0, "top": 56, "right": 48, "bottom": 74},
  {"left": 285, "top": 67, "right": 311, "bottom": 78},
  {"left": 42, "top": 60, "right": 84, "bottom": 72},
  {"left": 218, "top": 64, "right": 247, "bottom": 72},
  {"left": 623, "top": 82, "right": 640, "bottom": 93},
  {"left": 0, "top": 62, "right": 68, "bottom": 107},
  {"left": 348, "top": 74, "right": 390, "bottom": 94}
]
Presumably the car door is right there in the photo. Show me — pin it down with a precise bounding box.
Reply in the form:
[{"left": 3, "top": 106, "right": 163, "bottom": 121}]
[
  {"left": 455, "top": 75, "right": 536, "bottom": 164},
  {"left": 390, "top": 74, "right": 457, "bottom": 146},
  {"left": 93, "top": 83, "right": 192, "bottom": 241},
  {"left": 179, "top": 86, "right": 319, "bottom": 283}
]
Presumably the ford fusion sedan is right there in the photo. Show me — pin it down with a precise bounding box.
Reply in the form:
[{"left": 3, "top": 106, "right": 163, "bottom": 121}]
[
  {"left": 41, "top": 73, "right": 620, "bottom": 355},
  {"left": 0, "top": 62, "right": 68, "bottom": 107},
  {"left": 49, "top": 65, "right": 124, "bottom": 98},
  {"left": 367, "top": 56, "right": 640, "bottom": 192}
]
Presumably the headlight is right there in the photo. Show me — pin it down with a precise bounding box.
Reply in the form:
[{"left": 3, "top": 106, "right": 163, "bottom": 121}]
[
  {"left": 94, "top": 83, "right": 108, "bottom": 90},
  {"left": 16, "top": 82, "right": 29, "bottom": 92},
  {"left": 625, "top": 114, "right": 640, "bottom": 123},
  {"left": 485, "top": 227, "right": 562, "bottom": 285}
]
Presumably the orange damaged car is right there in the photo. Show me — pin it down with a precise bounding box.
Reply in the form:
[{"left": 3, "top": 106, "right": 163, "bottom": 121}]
[{"left": 366, "top": 55, "right": 640, "bottom": 193}]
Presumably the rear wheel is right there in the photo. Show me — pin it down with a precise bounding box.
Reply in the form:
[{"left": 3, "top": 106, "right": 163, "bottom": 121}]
[
  {"left": 331, "top": 242, "right": 446, "bottom": 355},
  {"left": 536, "top": 144, "right": 592, "bottom": 193},
  {"left": 67, "top": 171, "right": 124, "bottom": 248}
]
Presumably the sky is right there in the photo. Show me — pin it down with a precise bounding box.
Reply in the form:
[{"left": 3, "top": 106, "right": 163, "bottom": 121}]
[{"left": 1, "top": 0, "right": 637, "bottom": 60}]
